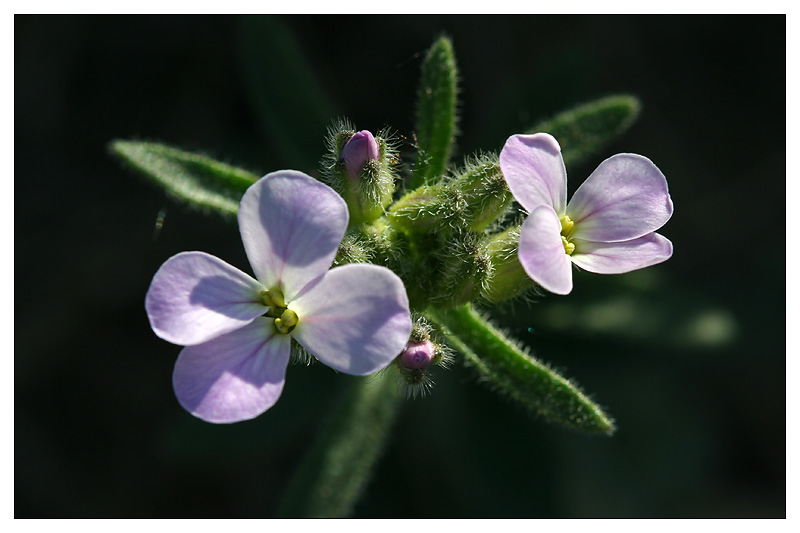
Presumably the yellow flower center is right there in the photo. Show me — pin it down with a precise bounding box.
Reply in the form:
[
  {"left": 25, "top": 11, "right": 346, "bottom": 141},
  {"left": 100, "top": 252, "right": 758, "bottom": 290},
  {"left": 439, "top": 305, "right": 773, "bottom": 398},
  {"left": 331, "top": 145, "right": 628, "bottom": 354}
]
[
  {"left": 559, "top": 215, "right": 575, "bottom": 256},
  {"left": 260, "top": 289, "right": 299, "bottom": 335}
]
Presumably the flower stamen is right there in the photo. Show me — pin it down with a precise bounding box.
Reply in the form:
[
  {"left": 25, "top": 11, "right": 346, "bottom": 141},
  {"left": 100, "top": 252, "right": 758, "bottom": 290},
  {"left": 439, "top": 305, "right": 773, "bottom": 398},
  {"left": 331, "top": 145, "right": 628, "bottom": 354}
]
[
  {"left": 559, "top": 215, "right": 574, "bottom": 238},
  {"left": 274, "top": 308, "right": 299, "bottom": 335},
  {"left": 562, "top": 236, "right": 575, "bottom": 255},
  {"left": 260, "top": 289, "right": 286, "bottom": 309},
  {"left": 559, "top": 215, "right": 576, "bottom": 255}
]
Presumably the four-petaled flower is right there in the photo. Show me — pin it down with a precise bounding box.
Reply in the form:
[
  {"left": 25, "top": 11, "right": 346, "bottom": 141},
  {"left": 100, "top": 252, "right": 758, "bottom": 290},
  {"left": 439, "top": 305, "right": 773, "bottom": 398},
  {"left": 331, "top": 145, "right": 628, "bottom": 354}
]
[
  {"left": 500, "top": 133, "right": 674, "bottom": 295},
  {"left": 145, "top": 170, "right": 413, "bottom": 423}
]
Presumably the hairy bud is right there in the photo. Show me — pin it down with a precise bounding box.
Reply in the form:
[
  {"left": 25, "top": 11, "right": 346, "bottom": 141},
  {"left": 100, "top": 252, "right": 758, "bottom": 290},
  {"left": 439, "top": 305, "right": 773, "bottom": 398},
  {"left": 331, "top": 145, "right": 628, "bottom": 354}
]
[
  {"left": 481, "top": 225, "right": 536, "bottom": 303},
  {"left": 320, "top": 120, "right": 398, "bottom": 226}
]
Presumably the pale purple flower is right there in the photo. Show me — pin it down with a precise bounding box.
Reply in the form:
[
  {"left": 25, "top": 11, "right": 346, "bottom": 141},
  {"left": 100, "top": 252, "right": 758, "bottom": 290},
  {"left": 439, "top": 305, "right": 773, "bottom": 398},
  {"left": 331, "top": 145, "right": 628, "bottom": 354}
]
[
  {"left": 340, "top": 130, "right": 379, "bottom": 178},
  {"left": 145, "top": 170, "right": 412, "bottom": 423},
  {"left": 500, "top": 133, "right": 674, "bottom": 295}
]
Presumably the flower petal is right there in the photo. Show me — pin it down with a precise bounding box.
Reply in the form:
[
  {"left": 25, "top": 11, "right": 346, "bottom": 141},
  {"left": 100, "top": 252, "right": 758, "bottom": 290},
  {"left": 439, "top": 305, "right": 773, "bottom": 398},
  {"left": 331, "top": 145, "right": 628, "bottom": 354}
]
[
  {"left": 499, "top": 133, "right": 567, "bottom": 214},
  {"left": 518, "top": 205, "right": 573, "bottom": 295},
  {"left": 570, "top": 233, "right": 673, "bottom": 274},
  {"left": 238, "top": 170, "right": 349, "bottom": 301},
  {"left": 172, "top": 318, "right": 292, "bottom": 423},
  {"left": 145, "top": 251, "right": 266, "bottom": 346},
  {"left": 567, "top": 154, "right": 673, "bottom": 242},
  {"left": 289, "top": 264, "right": 412, "bottom": 375}
]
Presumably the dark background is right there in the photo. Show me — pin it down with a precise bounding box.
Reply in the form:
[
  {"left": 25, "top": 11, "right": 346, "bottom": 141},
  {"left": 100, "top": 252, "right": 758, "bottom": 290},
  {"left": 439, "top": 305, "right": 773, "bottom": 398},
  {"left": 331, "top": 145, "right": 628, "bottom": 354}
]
[{"left": 15, "top": 15, "right": 785, "bottom": 517}]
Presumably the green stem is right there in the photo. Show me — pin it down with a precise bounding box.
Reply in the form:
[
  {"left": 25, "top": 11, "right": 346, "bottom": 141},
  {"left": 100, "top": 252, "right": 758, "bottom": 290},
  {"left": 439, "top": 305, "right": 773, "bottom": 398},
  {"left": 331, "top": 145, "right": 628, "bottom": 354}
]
[
  {"left": 427, "top": 304, "right": 615, "bottom": 434},
  {"left": 277, "top": 372, "right": 402, "bottom": 517}
]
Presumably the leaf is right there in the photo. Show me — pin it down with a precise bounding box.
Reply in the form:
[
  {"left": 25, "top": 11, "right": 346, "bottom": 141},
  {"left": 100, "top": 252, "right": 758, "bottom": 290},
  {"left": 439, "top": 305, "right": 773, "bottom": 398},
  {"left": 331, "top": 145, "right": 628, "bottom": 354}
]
[
  {"left": 109, "top": 140, "right": 258, "bottom": 216},
  {"left": 411, "top": 35, "right": 459, "bottom": 189},
  {"left": 530, "top": 95, "right": 641, "bottom": 168},
  {"left": 277, "top": 373, "right": 401, "bottom": 518},
  {"left": 427, "top": 304, "right": 615, "bottom": 434}
]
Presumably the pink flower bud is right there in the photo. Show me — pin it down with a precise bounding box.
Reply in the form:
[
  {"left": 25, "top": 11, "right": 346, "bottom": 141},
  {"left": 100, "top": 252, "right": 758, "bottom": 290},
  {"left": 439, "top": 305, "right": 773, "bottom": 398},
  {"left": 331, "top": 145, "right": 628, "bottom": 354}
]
[
  {"left": 399, "top": 340, "right": 436, "bottom": 370},
  {"left": 340, "top": 130, "right": 379, "bottom": 178}
]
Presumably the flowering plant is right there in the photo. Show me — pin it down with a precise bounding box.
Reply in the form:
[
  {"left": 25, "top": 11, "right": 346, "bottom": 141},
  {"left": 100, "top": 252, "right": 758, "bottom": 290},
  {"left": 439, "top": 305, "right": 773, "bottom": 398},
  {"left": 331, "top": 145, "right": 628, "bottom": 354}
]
[{"left": 112, "top": 36, "right": 672, "bottom": 517}]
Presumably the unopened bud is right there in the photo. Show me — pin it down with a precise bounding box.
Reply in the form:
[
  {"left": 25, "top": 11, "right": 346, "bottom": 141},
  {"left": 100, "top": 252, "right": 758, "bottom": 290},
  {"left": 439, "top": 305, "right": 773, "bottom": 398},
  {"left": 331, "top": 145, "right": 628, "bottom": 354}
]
[
  {"left": 399, "top": 340, "right": 436, "bottom": 370},
  {"left": 320, "top": 121, "right": 398, "bottom": 227},
  {"left": 450, "top": 155, "right": 512, "bottom": 232},
  {"left": 481, "top": 226, "right": 535, "bottom": 303},
  {"left": 388, "top": 155, "right": 511, "bottom": 236},
  {"left": 434, "top": 231, "right": 492, "bottom": 306},
  {"left": 341, "top": 130, "right": 380, "bottom": 179}
]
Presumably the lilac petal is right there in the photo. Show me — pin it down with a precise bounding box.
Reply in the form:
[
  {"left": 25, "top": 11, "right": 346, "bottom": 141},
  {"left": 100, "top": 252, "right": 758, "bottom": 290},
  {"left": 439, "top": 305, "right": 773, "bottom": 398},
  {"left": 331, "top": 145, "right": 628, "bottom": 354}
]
[
  {"left": 173, "top": 318, "right": 292, "bottom": 423},
  {"left": 567, "top": 154, "right": 673, "bottom": 242},
  {"left": 290, "top": 264, "right": 412, "bottom": 375},
  {"left": 238, "top": 170, "right": 349, "bottom": 301},
  {"left": 570, "top": 233, "right": 673, "bottom": 274},
  {"left": 499, "top": 133, "right": 567, "bottom": 215},
  {"left": 145, "top": 251, "right": 266, "bottom": 346},
  {"left": 518, "top": 205, "right": 573, "bottom": 295}
]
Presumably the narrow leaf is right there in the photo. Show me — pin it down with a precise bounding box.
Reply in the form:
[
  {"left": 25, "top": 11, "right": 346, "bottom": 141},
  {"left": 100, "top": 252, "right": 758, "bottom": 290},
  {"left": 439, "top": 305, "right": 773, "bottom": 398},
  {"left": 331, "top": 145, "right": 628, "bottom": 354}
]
[
  {"left": 530, "top": 95, "right": 641, "bottom": 168},
  {"left": 427, "top": 304, "right": 615, "bottom": 434},
  {"left": 277, "top": 373, "right": 401, "bottom": 518},
  {"left": 109, "top": 140, "right": 258, "bottom": 216},
  {"left": 411, "top": 36, "right": 459, "bottom": 189}
]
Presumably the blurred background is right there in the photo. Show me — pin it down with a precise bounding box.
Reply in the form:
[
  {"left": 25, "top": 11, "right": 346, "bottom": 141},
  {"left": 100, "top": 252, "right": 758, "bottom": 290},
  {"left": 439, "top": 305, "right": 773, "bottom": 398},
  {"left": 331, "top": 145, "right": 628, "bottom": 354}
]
[{"left": 15, "top": 15, "right": 785, "bottom": 517}]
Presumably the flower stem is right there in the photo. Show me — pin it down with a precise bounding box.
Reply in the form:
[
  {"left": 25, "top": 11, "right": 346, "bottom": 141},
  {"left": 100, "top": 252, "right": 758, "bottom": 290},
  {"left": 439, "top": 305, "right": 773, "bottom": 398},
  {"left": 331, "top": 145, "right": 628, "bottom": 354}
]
[
  {"left": 427, "top": 304, "right": 615, "bottom": 434},
  {"left": 277, "top": 372, "right": 402, "bottom": 517}
]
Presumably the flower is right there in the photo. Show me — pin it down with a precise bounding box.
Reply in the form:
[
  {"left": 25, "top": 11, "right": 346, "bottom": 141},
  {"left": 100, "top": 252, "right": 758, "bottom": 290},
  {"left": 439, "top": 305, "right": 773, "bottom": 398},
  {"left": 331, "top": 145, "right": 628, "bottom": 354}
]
[
  {"left": 499, "top": 133, "right": 673, "bottom": 295},
  {"left": 145, "top": 170, "right": 413, "bottom": 423}
]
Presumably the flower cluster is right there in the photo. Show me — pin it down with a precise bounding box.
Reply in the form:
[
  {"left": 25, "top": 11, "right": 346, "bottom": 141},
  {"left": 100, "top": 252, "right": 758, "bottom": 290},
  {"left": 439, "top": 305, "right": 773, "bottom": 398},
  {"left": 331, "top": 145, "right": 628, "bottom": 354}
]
[{"left": 146, "top": 127, "right": 673, "bottom": 423}]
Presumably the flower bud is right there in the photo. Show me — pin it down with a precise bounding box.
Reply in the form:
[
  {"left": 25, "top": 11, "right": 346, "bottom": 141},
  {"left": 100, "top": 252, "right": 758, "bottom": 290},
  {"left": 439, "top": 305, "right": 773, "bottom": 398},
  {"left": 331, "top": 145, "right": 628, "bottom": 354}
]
[
  {"left": 387, "top": 183, "right": 456, "bottom": 235},
  {"left": 392, "top": 315, "right": 452, "bottom": 399},
  {"left": 450, "top": 155, "right": 513, "bottom": 232},
  {"left": 320, "top": 121, "right": 398, "bottom": 227},
  {"left": 399, "top": 339, "right": 436, "bottom": 370},
  {"left": 387, "top": 155, "right": 511, "bottom": 236},
  {"left": 433, "top": 231, "right": 492, "bottom": 307},
  {"left": 481, "top": 226, "right": 535, "bottom": 303},
  {"left": 341, "top": 130, "right": 380, "bottom": 179}
]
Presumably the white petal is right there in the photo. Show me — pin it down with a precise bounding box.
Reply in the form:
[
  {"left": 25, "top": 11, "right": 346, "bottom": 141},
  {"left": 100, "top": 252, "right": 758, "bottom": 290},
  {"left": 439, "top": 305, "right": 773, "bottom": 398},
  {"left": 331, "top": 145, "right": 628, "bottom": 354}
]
[
  {"left": 237, "top": 170, "right": 349, "bottom": 300},
  {"left": 567, "top": 154, "right": 673, "bottom": 242},
  {"left": 290, "top": 264, "right": 412, "bottom": 375},
  {"left": 145, "top": 251, "right": 266, "bottom": 346},
  {"left": 173, "top": 318, "right": 292, "bottom": 423},
  {"left": 518, "top": 206, "right": 573, "bottom": 295},
  {"left": 570, "top": 233, "right": 673, "bottom": 274},
  {"left": 499, "top": 133, "right": 567, "bottom": 214}
]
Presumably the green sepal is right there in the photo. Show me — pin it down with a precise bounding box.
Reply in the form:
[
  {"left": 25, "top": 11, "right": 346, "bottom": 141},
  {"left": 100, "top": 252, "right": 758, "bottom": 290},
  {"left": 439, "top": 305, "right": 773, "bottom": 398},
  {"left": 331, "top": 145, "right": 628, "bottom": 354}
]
[
  {"left": 427, "top": 304, "right": 615, "bottom": 434},
  {"left": 411, "top": 36, "right": 459, "bottom": 189},
  {"left": 432, "top": 231, "right": 491, "bottom": 308},
  {"left": 388, "top": 155, "right": 510, "bottom": 236},
  {"left": 482, "top": 225, "right": 536, "bottom": 303},
  {"left": 277, "top": 373, "right": 401, "bottom": 518},
  {"left": 109, "top": 140, "right": 258, "bottom": 216},
  {"left": 530, "top": 95, "right": 641, "bottom": 168}
]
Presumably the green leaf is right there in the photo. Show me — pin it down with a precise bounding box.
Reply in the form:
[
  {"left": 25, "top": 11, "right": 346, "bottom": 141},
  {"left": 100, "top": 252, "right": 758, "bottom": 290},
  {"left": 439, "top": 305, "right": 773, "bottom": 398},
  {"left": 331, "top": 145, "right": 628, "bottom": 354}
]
[
  {"left": 237, "top": 16, "right": 338, "bottom": 171},
  {"left": 530, "top": 95, "right": 641, "bottom": 168},
  {"left": 109, "top": 140, "right": 258, "bottom": 216},
  {"left": 411, "top": 36, "right": 459, "bottom": 189},
  {"left": 427, "top": 304, "right": 615, "bottom": 434},
  {"left": 277, "top": 373, "right": 401, "bottom": 518}
]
